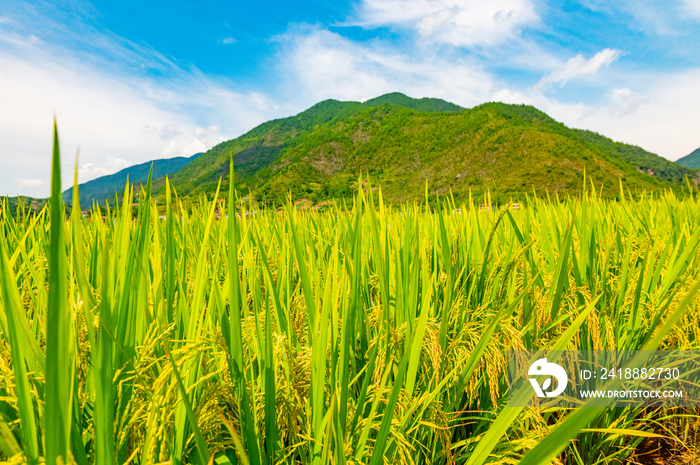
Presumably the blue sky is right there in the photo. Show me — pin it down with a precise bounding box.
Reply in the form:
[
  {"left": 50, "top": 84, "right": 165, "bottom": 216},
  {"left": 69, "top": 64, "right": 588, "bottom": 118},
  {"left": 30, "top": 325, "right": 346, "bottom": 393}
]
[{"left": 2, "top": 0, "right": 700, "bottom": 197}]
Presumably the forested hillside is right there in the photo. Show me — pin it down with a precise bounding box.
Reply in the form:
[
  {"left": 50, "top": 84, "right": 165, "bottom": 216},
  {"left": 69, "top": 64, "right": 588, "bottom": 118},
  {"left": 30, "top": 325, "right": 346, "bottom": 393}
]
[{"left": 155, "top": 94, "right": 693, "bottom": 205}]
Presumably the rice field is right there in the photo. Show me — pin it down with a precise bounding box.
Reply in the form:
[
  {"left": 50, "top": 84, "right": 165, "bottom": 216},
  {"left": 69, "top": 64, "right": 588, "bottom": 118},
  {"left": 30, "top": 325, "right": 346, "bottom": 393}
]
[{"left": 1, "top": 129, "right": 700, "bottom": 464}]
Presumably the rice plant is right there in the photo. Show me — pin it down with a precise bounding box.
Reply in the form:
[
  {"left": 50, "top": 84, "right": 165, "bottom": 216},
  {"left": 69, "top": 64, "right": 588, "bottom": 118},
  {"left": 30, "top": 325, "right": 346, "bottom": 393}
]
[{"left": 1, "top": 127, "right": 699, "bottom": 464}]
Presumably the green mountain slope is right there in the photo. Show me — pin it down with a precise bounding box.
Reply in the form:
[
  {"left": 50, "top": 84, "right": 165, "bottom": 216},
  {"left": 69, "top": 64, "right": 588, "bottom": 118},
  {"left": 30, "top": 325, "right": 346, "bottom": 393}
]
[
  {"left": 64, "top": 152, "right": 202, "bottom": 206},
  {"left": 572, "top": 130, "right": 697, "bottom": 185},
  {"left": 2, "top": 196, "right": 48, "bottom": 217},
  {"left": 156, "top": 94, "right": 694, "bottom": 205},
  {"left": 676, "top": 147, "right": 700, "bottom": 169},
  {"left": 162, "top": 93, "right": 461, "bottom": 197},
  {"left": 469, "top": 104, "right": 698, "bottom": 186}
]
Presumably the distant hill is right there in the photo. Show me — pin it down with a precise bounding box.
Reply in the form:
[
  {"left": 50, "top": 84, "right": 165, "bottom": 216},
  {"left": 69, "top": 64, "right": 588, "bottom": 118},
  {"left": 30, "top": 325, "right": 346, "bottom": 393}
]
[
  {"left": 572, "top": 131, "right": 697, "bottom": 185},
  {"left": 461, "top": 103, "right": 697, "bottom": 185},
  {"left": 153, "top": 93, "right": 696, "bottom": 205},
  {"left": 2, "top": 196, "right": 48, "bottom": 217},
  {"left": 64, "top": 153, "right": 202, "bottom": 206},
  {"left": 675, "top": 147, "right": 700, "bottom": 169}
]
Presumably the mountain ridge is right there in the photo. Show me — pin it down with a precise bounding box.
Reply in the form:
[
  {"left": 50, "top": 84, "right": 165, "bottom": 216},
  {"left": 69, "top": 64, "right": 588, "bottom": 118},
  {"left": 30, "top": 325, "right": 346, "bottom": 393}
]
[
  {"left": 63, "top": 152, "right": 202, "bottom": 206},
  {"left": 676, "top": 147, "right": 700, "bottom": 169},
  {"left": 152, "top": 93, "right": 696, "bottom": 205},
  {"left": 45, "top": 92, "right": 696, "bottom": 207}
]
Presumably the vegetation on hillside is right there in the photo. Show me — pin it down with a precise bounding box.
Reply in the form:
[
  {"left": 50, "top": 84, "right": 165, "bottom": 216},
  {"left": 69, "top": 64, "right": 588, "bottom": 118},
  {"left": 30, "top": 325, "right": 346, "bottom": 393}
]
[
  {"left": 572, "top": 129, "right": 698, "bottom": 185},
  {"left": 159, "top": 94, "right": 462, "bottom": 200},
  {"left": 471, "top": 103, "right": 699, "bottom": 185},
  {"left": 676, "top": 147, "right": 700, "bottom": 169},
  {"left": 363, "top": 92, "right": 464, "bottom": 112},
  {"left": 1, "top": 129, "right": 700, "bottom": 464},
  {"left": 63, "top": 152, "right": 202, "bottom": 206},
  {"left": 157, "top": 95, "right": 695, "bottom": 207},
  {"left": 251, "top": 103, "right": 682, "bottom": 204},
  {"left": 2, "top": 196, "right": 47, "bottom": 218}
]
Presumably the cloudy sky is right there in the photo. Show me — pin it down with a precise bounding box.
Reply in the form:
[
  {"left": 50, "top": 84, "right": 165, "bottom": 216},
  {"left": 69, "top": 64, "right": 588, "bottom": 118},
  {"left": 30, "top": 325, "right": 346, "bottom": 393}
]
[{"left": 2, "top": 0, "right": 700, "bottom": 197}]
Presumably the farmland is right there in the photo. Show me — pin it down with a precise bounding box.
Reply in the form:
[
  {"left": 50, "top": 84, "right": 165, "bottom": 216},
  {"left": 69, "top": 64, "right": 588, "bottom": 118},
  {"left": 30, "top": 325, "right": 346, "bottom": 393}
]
[{"left": 1, "top": 132, "right": 700, "bottom": 464}]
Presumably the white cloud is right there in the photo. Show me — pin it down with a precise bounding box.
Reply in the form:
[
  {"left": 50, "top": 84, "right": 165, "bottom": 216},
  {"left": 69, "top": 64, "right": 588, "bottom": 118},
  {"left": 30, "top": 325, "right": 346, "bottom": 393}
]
[
  {"left": 279, "top": 27, "right": 495, "bottom": 106},
  {"left": 353, "top": 0, "right": 539, "bottom": 46},
  {"left": 0, "top": 19, "right": 280, "bottom": 197},
  {"left": 578, "top": 0, "right": 697, "bottom": 34},
  {"left": 27, "top": 33, "right": 42, "bottom": 44},
  {"left": 583, "top": 70, "right": 700, "bottom": 159},
  {"left": 160, "top": 125, "right": 225, "bottom": 158},
  {"left": 609, "top": 87, "right": 648, "bottom": 116},
  {"left": 75, "top": 156, "right": 131, "bottom": 182},
  {"left": 681, "top": 0, "right": 700, "bottom": 18},
  {"left": 538, "top": 49, "right": 623, "bottom": 88},
  {"left": 16, "top": 178, "right": 44, "bottom": 189},
  {"left": 160, "top": 124, "right": 183, "bottom": 140},
  {"left": 221, "top": 37, "right": 237, "bottom": 44},
  {"left": 500, "top": 69, "right": 700, "bottom": 160}
]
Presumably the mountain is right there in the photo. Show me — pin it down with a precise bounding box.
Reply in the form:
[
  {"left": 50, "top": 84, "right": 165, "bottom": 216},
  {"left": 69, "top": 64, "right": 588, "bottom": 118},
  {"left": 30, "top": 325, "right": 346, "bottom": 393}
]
[
  {"left": 157, "top": 93, "right": 462, "bottom": 198},
  {"left": 153, "top": 93, "right": 696, "bottom": 205},
  {"left": 3, "top": 196, "right": 48, "bottom": 217},
  {"left": 675, "top": 147, "right": 700, "bottom": 169},
  {"left": 64, "top": 152, "right": 202, "bottom": 206},
  {"left": 452, "top": 103, "right": 697, "bottom": 186},
  {"left": 572, "top": 131, "right": 697, "bottom": 185}
]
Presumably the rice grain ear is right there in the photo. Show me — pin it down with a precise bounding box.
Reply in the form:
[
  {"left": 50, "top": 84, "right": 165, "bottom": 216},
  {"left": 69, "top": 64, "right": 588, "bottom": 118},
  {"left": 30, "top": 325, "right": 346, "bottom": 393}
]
[
  {"left": 465, "top": 295, "right": 601, "bottom": 465},
  {"left": 165, "top": 345, "right": 211, "bottom": 465},
  {"left": 518, "top": 277, "right": 700, "bottom": 465}
]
